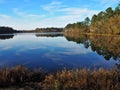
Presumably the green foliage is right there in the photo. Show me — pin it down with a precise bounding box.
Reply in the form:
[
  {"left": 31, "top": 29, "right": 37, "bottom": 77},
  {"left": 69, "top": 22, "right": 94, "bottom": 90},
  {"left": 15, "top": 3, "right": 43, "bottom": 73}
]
[
  {"left": 65, "top": 17, "right": 90, "bottom": 34},
  {"left": 84, "top": 17, "right": 90, "bottom": 26},
  {"left": 90, "top": 3, "right": 120, "bottom": 34},
  {"left": 91, "top": 14, "right": 97, "bottom": 25},
  {"left": 65, "top": 3, "right": 120, "bottom": 35},
  {"left": 35, "top": 27, "right": 63, "bottom": 32},
  {"left": 105, "top": 7, "right": 114, "bottom": 18},
  {"left": 114, "top": 3, "right": 120, "bottom": 15}
]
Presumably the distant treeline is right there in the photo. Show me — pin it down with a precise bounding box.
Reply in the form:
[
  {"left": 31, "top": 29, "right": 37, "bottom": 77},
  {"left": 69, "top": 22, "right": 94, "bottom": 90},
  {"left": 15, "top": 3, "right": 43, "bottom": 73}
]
[
  {"left": 0, "top": 27, "right": 18, "bottom": 34},
  {"left": 64, "top": 4, "right": 120, "bottom": 35},
  {"left": 35, "top": 28, "right": 63, "bottom": 32},
  {"left": 0, "top": 27, "right": 63, "bottom": 34},
  {"left": 36, "top": 33, "right": 63, "bottom": 37},
  {"left": 21, "top": 27, "right": 63, "bottom": 33}
]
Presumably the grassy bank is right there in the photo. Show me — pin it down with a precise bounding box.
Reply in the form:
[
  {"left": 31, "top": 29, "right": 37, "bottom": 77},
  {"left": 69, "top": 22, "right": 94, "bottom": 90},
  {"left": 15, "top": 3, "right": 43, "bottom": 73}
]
[{"left": 0, "top": 65, "right": 120, "bottom": 90}]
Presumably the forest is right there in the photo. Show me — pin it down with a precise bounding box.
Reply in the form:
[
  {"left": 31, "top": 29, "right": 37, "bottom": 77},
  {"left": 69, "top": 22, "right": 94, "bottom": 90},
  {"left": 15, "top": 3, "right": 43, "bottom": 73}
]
[
  {"left": 0, "top": 27, "right": 18, "bottom": 34},
  {"left": 64, "top": 4, "right": 120, "bottom": 35}
]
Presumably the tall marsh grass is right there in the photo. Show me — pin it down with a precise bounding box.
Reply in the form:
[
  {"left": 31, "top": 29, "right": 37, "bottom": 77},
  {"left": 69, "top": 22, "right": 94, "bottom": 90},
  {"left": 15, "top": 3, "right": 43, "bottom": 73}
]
[
  {"left": 43, "top": 68, "right": 120, "bottom": 90},
  {"left": 0, "top": 65, "right": 45, "bottom": 87},
  {"left": 0, "top": 66, "right": 120, "bottom": 90}
]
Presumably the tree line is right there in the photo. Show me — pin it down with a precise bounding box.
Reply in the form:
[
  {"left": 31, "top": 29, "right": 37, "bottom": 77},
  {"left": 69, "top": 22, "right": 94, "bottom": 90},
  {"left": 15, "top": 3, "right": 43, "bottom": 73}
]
[
  {"left": 0, "top": 27, "right": 18, "bottom": 34},
  {"left": 64, "top": 4, "right": 120, "bottom": 35},
  {"left": 0, "top": 26, "right": 63, "bottom": 34}
]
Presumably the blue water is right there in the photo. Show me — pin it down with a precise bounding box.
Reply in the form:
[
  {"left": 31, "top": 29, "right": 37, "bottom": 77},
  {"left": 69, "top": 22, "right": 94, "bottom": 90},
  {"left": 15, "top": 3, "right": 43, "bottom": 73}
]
[{"left": 0, "top": 33, "right": 119, "bottom": 72}]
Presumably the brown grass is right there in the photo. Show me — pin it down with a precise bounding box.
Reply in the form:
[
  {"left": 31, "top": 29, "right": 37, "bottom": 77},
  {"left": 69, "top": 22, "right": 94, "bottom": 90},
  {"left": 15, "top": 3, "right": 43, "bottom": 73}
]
[
  {"left": 0, "top": 66, "right": 120, "bottom": 90},
  {"left": 0, "top": 65, "right": 45, "bottom": 87},
  {"left": 43, "top": 68, "right": 120, "bottom": 90}
]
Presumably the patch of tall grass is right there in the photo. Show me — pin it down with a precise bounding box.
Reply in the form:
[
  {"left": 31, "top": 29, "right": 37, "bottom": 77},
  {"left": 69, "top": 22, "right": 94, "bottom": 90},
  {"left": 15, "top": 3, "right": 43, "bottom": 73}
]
[
  {"left": 43, "top": 68, "right": 120, "bottom": 90},
  {"left": 0, "top": 65, "right": 45, "bottom": 87},
  {"left": 0, "top": 66, "right": 120, "bottom": 90}
]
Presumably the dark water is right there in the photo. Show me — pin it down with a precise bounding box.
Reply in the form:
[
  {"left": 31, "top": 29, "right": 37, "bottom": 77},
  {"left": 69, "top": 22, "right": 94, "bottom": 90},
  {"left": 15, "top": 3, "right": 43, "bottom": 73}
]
[{"left": 0, "top": 33, "right": 119, "bottom": 72}]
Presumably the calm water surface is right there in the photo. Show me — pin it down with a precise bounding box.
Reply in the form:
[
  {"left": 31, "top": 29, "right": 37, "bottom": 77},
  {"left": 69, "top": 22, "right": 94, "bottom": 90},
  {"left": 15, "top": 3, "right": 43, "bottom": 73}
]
[{"left": 0, "top": 33, "right": 119, "bottom": 72}]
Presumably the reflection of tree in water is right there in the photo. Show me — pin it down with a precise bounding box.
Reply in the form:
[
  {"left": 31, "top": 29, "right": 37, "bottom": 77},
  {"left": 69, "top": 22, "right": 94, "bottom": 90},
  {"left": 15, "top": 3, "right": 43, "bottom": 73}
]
[
  {"left": 65, "top": 34, "right": 120, "bottom": 69},
  {"left": 35, "top": 33, "right": 63, "bottom": 37},
  {"left": 64, "top": 33, "right": 90, "bottom": 48},
  {"left": 65, "top": 34, "right": 120, "bottom": 61},
  {"left": 0, "top": 35, "right": 14, "bottom": 40},
  {"left": 90, "top": 36, "right": 120, "bottom": 60},
  {"left": 116, "top": 63, "right": 120, "bottom": 69}
]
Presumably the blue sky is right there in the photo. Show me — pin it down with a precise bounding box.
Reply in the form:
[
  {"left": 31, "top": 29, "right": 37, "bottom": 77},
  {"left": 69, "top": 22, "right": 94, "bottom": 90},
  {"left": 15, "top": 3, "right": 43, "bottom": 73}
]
[{"left": 0, "top": 0, "right": 119, "bottom": 30}]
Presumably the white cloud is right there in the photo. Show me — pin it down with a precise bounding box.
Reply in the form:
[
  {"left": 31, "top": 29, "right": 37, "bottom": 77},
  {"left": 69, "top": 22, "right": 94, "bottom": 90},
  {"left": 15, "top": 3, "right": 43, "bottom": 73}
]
[
  {"left": 0, "top": 8, "right": 99, "bottom": 30},
  {"left": 42, "top": 1, "right": 99, "bottom": 18},
  {"left": 0, "top": 1, "right": 99, "bottom": 30},
  {"left": 57, "top": 7, "right": 99, "bottom": 18},
  {"left": 42, "top": 1, "right": 63, "bottom": 11}
]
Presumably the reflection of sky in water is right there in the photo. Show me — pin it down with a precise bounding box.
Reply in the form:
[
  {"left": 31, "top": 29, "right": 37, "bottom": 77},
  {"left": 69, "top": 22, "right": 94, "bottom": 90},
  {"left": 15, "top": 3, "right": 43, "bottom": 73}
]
[{"left": 0, "top": 33, "right": 117, "bottom": 72}]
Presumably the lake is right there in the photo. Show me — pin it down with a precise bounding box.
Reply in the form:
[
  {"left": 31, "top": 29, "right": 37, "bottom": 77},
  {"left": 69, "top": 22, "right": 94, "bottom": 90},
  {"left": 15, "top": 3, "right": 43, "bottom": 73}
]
[{"left": 0, "top": 33, "right": 119, "bottom": 72}]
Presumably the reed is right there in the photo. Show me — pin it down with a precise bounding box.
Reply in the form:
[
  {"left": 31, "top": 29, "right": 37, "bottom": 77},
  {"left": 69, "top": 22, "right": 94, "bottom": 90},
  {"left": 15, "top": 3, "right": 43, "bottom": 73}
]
[
  {"left": 0, "top": 66, "right": 120, "bottom": 90},
  {"left": 0, "top": 65, "right": 45, "bottom": 87},
  {"left": 43, "top": 68, "right": 120, "bottom": 90}
]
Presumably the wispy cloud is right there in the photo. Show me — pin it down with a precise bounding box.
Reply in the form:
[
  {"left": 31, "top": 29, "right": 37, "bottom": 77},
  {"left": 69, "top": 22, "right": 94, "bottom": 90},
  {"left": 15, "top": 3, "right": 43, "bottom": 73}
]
[
  {"left": 1, "top": 46, "right": 13, "bottom": 50},
  {"left": 91, "top": 0, "right": 119, "bottom": 8},
  {"left": 0, "top": 3, "right": 99, "bottom": 30},
  {"left": 42, "top": 1, "right": 63, "bottom": 11},
  {"left": 0, "top": 14, "right": 11, "bottom": 19},
  {"left": 100, "top": 0, "right": 118, "bottom": 6},
  {"left": 42, "top": 1, "right": 99, "bottom": 22},
  {"left": 57, "top": 7, "right": 99, "bottom": 18},
  {"left": 13, "top": 8, "right": 45, "bottom": 18},
  {"left": 0, "top": 0, "right": 4, "bottom": 3},
  {"left": 0, "top": 0, "right": 110, "bottom": 30},
  {"left": 13, "top": 8, "right": 25, "bottom": 16}
]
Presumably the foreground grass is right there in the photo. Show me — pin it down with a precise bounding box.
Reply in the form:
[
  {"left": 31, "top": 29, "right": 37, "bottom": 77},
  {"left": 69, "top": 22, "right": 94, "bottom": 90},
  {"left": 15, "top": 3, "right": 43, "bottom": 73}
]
[
  {"left": 0, "top": 65, "right": 46, "bottom": 87},
  {"left": 0, "top": 65, "right": 120, "bottom": 90}
]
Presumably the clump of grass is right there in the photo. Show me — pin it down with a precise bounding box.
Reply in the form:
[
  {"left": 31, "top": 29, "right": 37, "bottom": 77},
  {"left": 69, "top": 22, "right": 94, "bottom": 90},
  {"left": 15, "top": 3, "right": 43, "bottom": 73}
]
[
  {"left": 0, "top": 65, "right": 46, "bottom": 87},
  {"left": 43, "top": 68, "right": 120, "bottom": 90}
]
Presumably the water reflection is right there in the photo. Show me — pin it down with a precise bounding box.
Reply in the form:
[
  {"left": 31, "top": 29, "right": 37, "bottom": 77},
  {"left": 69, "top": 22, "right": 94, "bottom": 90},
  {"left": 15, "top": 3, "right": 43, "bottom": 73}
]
[
  {"left": 65, "top": 34, "right": 120, "bottom": 61},
  {"left": 0, "top": 33, "right": 119, "bottom": 71},
  {"left": 65, "top": 33, "right": 120, "bottom": 69},
  {"left": 36, "top": 33, "right": 63, "bottom": 37},
  {"left": 0, "top": 34, "right": 14, "bottom": 40},
  {"left": 90, "top": 36, "right": 120, "bottom": 60}
]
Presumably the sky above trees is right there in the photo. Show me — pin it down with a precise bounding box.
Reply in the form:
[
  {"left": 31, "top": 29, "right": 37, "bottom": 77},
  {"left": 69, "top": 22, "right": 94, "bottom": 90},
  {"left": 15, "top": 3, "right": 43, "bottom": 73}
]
[{"left": 0, "top": 0, "right": 119, "bottom": 30}]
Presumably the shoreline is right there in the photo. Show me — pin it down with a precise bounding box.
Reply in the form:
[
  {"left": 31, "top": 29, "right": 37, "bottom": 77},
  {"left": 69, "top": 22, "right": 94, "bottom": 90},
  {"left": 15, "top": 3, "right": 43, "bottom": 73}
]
[
  {"left": 0, "top": 32, "right": 120, "bottom": 37},
  {"left": 64, "top": 32, "right": 120, "bottom": 37}
]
